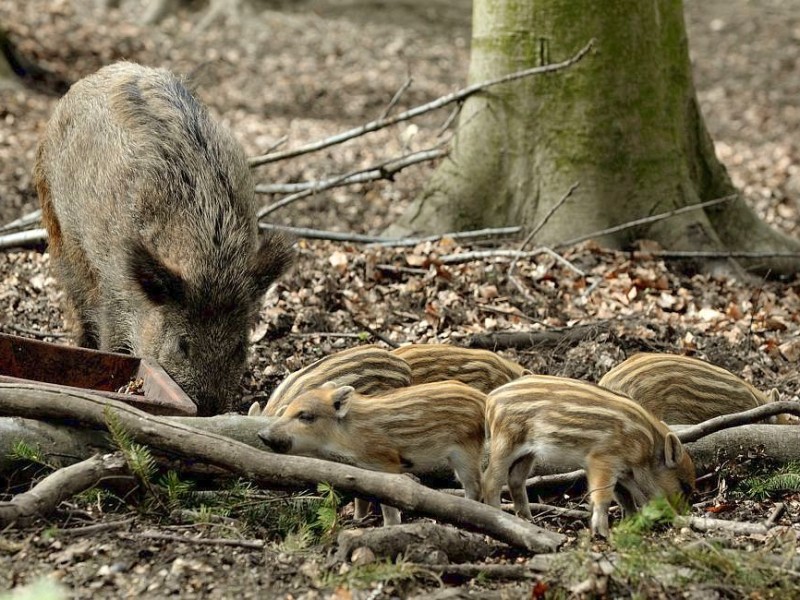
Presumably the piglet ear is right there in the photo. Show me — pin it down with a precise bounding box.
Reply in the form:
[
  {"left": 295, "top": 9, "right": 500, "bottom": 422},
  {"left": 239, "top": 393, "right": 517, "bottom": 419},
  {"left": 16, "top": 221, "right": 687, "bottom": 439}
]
[
  {"left": 248, "top": 401, "right": 262, "bottom": 417},
  {"left": 663, "top": 432, "right": 685, "bottom": 468},
  {"left": 127, "top": 240, "right": 185, "bottom": 306},
  {"left": 321, "top": 381, "right": 338, "bottom": 390},
  {"left": 251, "top": 231, "right": 294, "bottom": 296},
  {"left": 331, "top": 386, "right": 355, "bottom": 418},
  {"left": 767, "top": 388, "right": 780, "bottom": 402}
]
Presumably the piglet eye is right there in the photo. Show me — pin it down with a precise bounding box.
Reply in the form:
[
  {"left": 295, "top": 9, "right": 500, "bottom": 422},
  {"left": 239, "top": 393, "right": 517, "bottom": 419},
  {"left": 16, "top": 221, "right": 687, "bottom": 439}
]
[{"left": 297, "top": 412, "right": 316, "bottom": 424}]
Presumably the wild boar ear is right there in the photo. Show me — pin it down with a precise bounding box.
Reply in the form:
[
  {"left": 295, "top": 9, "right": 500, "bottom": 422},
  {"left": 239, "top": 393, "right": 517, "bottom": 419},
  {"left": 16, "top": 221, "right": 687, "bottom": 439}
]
[
  {"left": 331, "top": 386, "right": 355, "bottom": 418},
  {"left": 248, "top": 401, "right": 262, "bottom": 417},
  {"left": 663, "top": 432, "right": 685, "bottom": 468},
  {"left": 767, "top": 388, "right": 780, "bottom": 402},
  {"left": 321, "top": 381, "right": 338, "bottom": 390},
  {"left": 127, "top": 240, "right": 185, "bottom": 306},
  {"left": 250, "top": 231, "right": 294, "bottom": 295}
]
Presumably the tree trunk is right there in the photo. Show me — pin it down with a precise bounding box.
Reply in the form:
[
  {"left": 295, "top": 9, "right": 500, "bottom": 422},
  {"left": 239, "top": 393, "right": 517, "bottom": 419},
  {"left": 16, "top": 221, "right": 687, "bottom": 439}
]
[{"left": 390, "top": 0, "right": 800, "bottom": 277}]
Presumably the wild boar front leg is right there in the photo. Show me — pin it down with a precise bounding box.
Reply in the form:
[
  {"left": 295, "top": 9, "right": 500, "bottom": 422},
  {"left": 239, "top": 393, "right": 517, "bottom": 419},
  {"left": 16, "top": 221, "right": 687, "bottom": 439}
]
[
  {"left": 585, "top": 454, "right": 619, "bottom": 538},
  {"left": 380, "top": 504, "right": 402, "bottom": 526},
  {"left": 507, "top": 454, "right": 535, "bottom": 519},
  {"left": 353, "top": 498, "right": 372, "bottom": 521},
  {"left": 448, "top": 445, "right": 484, "bottom": 502},
  {"left": 481, "top": 436, "right": 517, "bottom": 509}
]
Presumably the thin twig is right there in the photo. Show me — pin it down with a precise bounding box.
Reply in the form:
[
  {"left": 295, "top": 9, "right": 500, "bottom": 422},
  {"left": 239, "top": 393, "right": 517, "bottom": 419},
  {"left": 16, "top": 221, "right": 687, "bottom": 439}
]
[
  {"left": 376, "top": 264, "right": 429, "bottom": 276},
  {"left": 248, "top": 40, "right": 595, "bottom": 167},
  {"left": 257, "top": 223, "right": 522, "bottom": 246},
  {"left": 126, "top": 531, "right": 266, "bottom": 550},
  {"left": 289, "top": 332, "right": 363, "bottom": 340},
  {"left": 351, "top": 317, "right": 400, "bottom": 349},
  {"left": 509, "top": 182, "right": 580, "bottom": 302},
  {"left": 5, "top": 325, "right": 69, "bottom": 339},
  {"left": 436, "top": 103, "right": 462, "bottom": 137},
  {"left": 0, "top": 210, "right": 42, "bottom": 234},
  {"left": 765, "top": 503, "right": 785, "bottom": 527},
  {"left": 256, "top": 147, "right": 447, "bottom": 217},
  {"left": 554, "top": 194, "right": 737, "bottom": 249},
  {"left": 261, "top": 135, "right": 288, "bottom": 155},
  {"left": 0, "top": 228, "right": 47, "bottom": 251},
  {"left": 440, "top": 248, "right": 585, "bottom": 276},
  {"left": 51, "top": 518, "right": 136, "bottom": 537},
  {"left": 380, "top": 76, "right": 414, "bottom": 120},
  {"left": 639, "top": 250, "right": 800, "bottom": 259}
]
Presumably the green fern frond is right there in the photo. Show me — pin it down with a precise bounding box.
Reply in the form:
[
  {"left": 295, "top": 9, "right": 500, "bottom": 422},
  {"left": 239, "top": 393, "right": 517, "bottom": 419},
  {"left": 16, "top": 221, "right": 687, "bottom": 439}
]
[
  {"left": 104, "top": 407, "right": 134, "bottom": 451},
  {"left": 10, "top": 440, "right": 50, "bottom": 466}
]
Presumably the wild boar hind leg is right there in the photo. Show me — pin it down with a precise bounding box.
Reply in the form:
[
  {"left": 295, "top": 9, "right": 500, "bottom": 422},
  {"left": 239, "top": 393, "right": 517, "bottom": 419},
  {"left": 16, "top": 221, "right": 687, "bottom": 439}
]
[
  {"left": 507, "top": 454, "right": 536, "bottom": 519},
  {"left": 481, "top": 436, "right": 521, "bottom": 509}
]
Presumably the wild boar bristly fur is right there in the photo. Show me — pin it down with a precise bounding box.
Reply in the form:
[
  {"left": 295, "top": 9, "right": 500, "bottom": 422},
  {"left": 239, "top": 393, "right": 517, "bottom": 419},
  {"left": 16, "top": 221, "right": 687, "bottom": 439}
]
[
  {"left": 34, "top": 62, "right": 293, "bottom": 415},
  {"left": 392, "top": 344, "right": 529, "bottom": 393},
  {"left": 261, "top": 345, "right": 412, "bottom": 416},
  {"left": 598, "top": 353, "right": 787, "bottom": 424},
  {"left": 258, "top": 380, "right": 487, "bottom": 525},
  {"left": 483, "top": 375, "right": 696, "bottom": 538}
]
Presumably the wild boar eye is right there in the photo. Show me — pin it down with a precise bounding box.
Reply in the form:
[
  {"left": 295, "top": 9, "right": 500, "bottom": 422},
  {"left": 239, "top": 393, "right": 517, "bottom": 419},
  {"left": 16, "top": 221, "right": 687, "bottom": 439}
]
[
  {"left": 178, "top": 337, "right": 190, "bottom": 358},
  {"left": 297, "top": 412, "right": 316, "bottom": 424}
]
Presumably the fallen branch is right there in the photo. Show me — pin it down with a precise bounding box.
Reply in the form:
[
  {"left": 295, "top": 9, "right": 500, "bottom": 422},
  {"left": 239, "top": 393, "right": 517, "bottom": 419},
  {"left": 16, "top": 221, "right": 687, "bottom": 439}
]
[
  {"left": 0, "top": 452, "right": 130, "bottom": 526},
  {"left": 3, "top": 324, "right": 68, "bottom": 339},
  {"left": 0, "top": 385, "right": 565, "bottom": 552},
  {"left": 468, "top": 322, "right": 610, "bottom": 350},
  {"left": 641, "top": 250, "right": 800, "bottom": 259},
  {"left": 554, "top": 195, "right": 736, "bottom": 249},
  {"left": 674, "top": 515, "right": 769, "bottom": 536},
  {"left": 248, "top": 39, "right": 594, "bottom": 167},
  {"left": 438, "top": 248, "right": 585, "bottom": 275},
  {"left": 380, "top": 76, "right": 414, "bottom": 120},
  {"left": 0, "top": 209, "right": 41, "bottom": 233},
  {"left": 257, "top": 223, "right": 521, "bottom": 246},
  {"left": 256, "top": 147, "right": 446, "bottom": 218},
  {"left": 676, "top": 401, "right": 800, "bottom": 444},
  {"left": 333, "top": 522, "right": 495, "bottom": 564},
  {"left": 502, "top": 503, "right": 590, "bottom": 520},
  {"left": 765, "top": 503, "right": 785, "bottom": 527},
  {"left": 0, "top": 228, "right": 47, "bottom": 251},
  {"left": 50, "top": 518, "right": 136, "bottom": 537},
  {"left": 128, "top": 531, "right": 267, "bottom": 550}
]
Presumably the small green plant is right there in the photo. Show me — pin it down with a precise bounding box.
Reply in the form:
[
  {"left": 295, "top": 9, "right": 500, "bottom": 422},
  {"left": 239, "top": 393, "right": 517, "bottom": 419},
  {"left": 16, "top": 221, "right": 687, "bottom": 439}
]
[
  {"left": 104, "top": 407, "right": 162, "bottom": 509},
  {"left": 738, "top": 462, "right": 800, "bottom": 500},
  {"left": 320, "top": 558, "right": 426, "bottom": 590},
  {"left": 9, "top": 440, "right": 50, "bottom": 466},
  {"left": 158, "top": 470, "right": 193, "bottom": 509},
  {"left": 313, "top": 482, "right": 340, "bottom": 538},
  {"left": 611, "top": 496, "right": 680, "bottom": 548}
]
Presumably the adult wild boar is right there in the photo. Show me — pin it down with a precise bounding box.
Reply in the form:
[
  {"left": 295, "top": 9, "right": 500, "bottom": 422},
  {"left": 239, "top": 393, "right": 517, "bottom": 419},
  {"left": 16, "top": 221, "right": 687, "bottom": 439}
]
[{"left": 33, "top": 61, "right": 293, "bottom": 415}]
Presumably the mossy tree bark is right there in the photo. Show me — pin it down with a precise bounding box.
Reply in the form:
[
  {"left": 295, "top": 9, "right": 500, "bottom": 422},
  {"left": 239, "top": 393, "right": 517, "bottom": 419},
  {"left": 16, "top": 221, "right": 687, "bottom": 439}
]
[{"left": 391, "top": 0, "right": 800, "bottom": 277}]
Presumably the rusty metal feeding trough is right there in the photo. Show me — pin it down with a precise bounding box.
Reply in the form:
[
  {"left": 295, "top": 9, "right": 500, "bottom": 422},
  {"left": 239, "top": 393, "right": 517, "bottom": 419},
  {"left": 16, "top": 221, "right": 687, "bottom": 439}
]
[{"left": 0, "top": 333, "right": 197, "bottom": 416}]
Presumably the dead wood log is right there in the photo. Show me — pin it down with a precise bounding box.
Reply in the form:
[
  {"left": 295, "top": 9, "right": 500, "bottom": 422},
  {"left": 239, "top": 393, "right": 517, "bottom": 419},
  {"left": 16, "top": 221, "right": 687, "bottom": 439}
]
[
  {"left": 333, "top": 522, "right": 496, "bottom": 564},
  {"left": 0, "top": 452, "right": 129, "bottom": 526},
  {"left": 0, "top": 384, "right": 565, "bottom": 552},
  {"left": 468, "top": 322, "right": 611, "bottom": 350},
  {"left": 675, "top": 401, "right": 800, "bottom": 443},
  {"left": 674, "top": 515, "right": 771, "bottom": 536}
]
